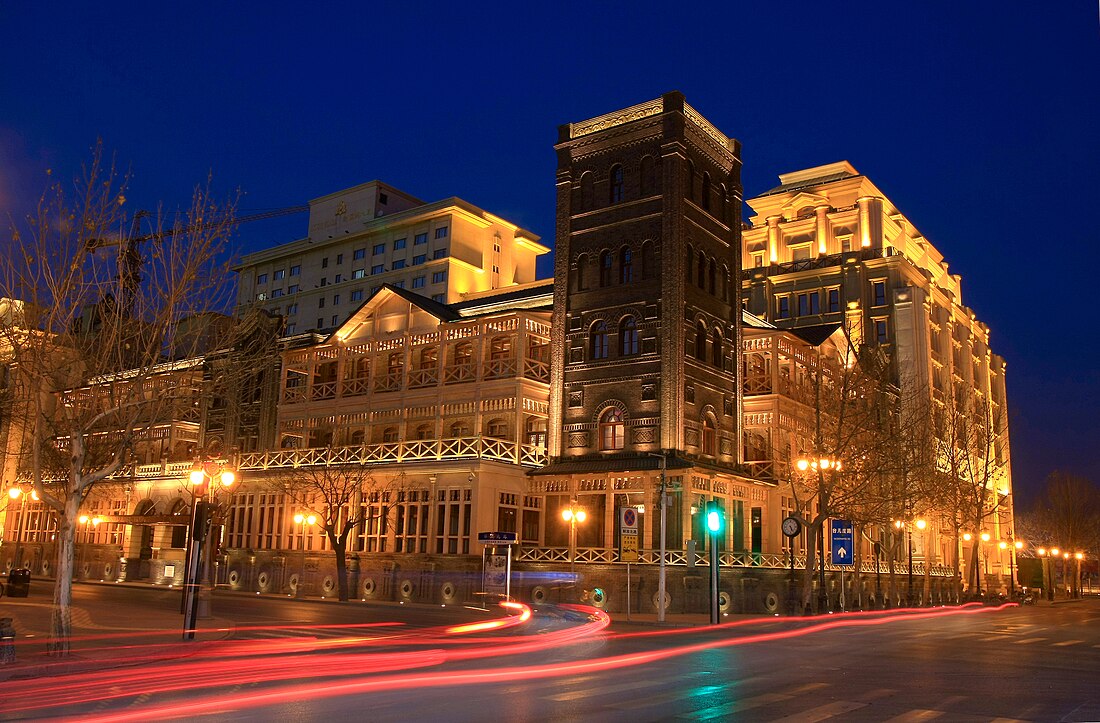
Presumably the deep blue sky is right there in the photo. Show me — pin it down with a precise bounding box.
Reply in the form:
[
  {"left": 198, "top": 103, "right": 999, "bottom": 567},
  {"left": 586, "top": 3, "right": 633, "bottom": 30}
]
[{"left": 2, "top": 2, "right": 1097, "bottom": 501}]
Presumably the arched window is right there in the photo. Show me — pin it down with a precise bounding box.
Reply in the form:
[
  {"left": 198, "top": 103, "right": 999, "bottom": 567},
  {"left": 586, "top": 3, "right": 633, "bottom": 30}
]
[
  {"left": 388, "top": 352, "right": 404, "bottom": 375},
  {"left": 419, "top": 347, "right": 438, "bottom": 370},
  {"left": 640, "top": 240, "right": 654, "bottom": 279},
  {"left": 697, "top": 251, "right": 707, "bottom": 290},
  {"left": 712, "top": 328, "right": 723, "bottom": 368},
  {"left": 619, "top": 247, "right": 633, "bottom": 284},
  {"left": 449, "top": 421, "right": 470, "bottom": 437},
  {"left": 383, "top": 427, "right": 399, "bottom": 443},
  {"left": 620, "top": 316, "right": 639, "bottom": 356},
  {"left": 640, "top": 155, "right": 656, "bottom": 196},
  {"left": 695, "top": 321, "right": 707, "bottom": 362},
  {"left": 609, "top": 164, "right": 624, "bottom": 204},
  {"left": 701, "top": 172, "right": 711, "bottom": 212},
  {"left": 590, "top": 321, "right": 609, "bottom": 360},
  {"left": 702, "top": 415, "right": 717, "bottom": 456},
  {"left": 415, "top": 424, "right": 433, "bottom": 440},
  {"left": 454, "top": 342, "right": 473, "bottom": 366},
  {"left": 599, "top": 251, "right": 612, "bottom": 287},
  {"left": 708, "top": 258, "right": 716, "bottom": 295},
  {"left": 575, "top": 253, "right": 588, "bottom": 291},
  {"left": 579, "top": 172, "right": 595, "bottom": 211},
  {"left": 525, "top": 416, "right": 547, "bottom": 449},
  {"left": 486, "top": 418, "right": 508, "bottom": 438},
  {"left": 599, "top": 407, "right": 625, "bottom": 451},
  {"left": 350, "top": 429, "right": 366, "bottom": 445}
]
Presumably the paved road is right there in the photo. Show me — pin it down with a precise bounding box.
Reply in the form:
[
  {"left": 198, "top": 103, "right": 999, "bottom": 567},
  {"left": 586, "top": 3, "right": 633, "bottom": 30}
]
[{"left": 3, "top": 587, "right": 1098, "bottom": 721}]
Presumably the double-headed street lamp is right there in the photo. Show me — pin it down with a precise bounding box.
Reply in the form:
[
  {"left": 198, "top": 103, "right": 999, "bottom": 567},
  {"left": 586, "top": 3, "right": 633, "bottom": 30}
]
[
  {"left": 893, "top": 517, "right": 926, "bottom": 606},
  {"left": 5, "top": 485, "right": 36, "bottom": 569},
  {"left": 561, "top": 500, "right": 587, "bottom": 577},
  {"left": 795, "top": 455, "right": 840, "bottom": 613},
  {"left": 292, "top": 512, "right": 317, "bottom": 597},
  {"left": 183, "top": 461, "right": 236, "bottom": 639},
  {"left": 77, "top": 514, "right": 102, "bottom": 577}
]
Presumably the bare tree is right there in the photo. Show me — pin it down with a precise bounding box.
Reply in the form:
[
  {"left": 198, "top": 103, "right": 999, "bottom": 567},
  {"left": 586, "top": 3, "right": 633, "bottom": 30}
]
[{"left": 0, "top": 143, "right": 236, "bottom": 654}]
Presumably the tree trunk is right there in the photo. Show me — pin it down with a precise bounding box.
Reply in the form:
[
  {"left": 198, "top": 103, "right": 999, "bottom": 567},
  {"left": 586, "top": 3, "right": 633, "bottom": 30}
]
[
  {"left": 968, "top": 544, "right": 981, "bottom": 596},
  {"left": 48, "top": 495, "right": 81, "bottom": 657},
  {"left": 952, "top": 527, "right": 962, "bottom": 603},
  {"left": 853, "top": 523, "right": 864, "bottom": 610},
  {"left": 332, "top": 536, "right": 349, "bottom": 602}
]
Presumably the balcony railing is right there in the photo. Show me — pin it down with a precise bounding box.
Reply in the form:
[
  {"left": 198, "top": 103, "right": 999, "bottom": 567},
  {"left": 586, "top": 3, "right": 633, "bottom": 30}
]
[
  {"left": 517, "top": 547, "right": 954, "bottom": 575},
  {"left": 238, "top": 436, "right": 548, "bottom": 471}
]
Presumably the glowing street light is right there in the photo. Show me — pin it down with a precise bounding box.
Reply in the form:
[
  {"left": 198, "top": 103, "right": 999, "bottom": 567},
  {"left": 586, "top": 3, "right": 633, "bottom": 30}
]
[
  {"left": 561, "top": 500, "right": 587, "bottom": 577},
  {"left": 292, "top": 512, "right": 317, "bottom": 598}
]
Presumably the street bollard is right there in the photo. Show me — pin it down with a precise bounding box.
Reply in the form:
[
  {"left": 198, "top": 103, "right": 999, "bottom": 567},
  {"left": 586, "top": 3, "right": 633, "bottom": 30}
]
[{"left": 0, "top": 617, "right": 16, "bottom": 665}]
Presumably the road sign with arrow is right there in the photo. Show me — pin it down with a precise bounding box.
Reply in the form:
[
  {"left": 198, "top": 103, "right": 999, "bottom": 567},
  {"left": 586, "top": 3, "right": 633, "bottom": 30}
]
[{"left": 830, "top": 519, "right": 854, "bottom": 567}]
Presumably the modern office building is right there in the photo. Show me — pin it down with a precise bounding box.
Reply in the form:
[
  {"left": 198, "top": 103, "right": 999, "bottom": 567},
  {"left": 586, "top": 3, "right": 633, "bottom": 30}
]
[{"left": 236, "top": 180, "right": 549, "bottom": 334}]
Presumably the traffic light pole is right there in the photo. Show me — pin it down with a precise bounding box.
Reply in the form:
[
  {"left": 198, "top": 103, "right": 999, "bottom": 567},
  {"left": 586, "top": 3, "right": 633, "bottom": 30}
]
[{"left": 710, "top": 526, "right": 719, "bottom": 624}]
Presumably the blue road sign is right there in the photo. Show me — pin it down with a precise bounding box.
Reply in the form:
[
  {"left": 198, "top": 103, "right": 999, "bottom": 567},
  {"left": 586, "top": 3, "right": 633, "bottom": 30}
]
[
  {"left": 477, "top": 531, "right": 518, "bottom": 544},
  {"left": 830, "top": 519, "right": 854, "bottom": 567}
]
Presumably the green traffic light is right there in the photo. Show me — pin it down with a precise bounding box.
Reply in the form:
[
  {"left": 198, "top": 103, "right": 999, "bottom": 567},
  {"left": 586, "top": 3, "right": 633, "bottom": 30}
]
[{"left": 706, "top": 503, "right": 723, "bottom": 534}]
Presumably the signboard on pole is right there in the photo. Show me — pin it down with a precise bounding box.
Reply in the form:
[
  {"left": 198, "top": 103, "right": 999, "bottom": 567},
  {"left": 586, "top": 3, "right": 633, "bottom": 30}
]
[
  {"left": 830, "top": 519, "right": 855, "bottom": 567},
  {"left": 478, "top": 531, "right": 518, "bottom": 544},
  {"left": 619, "top": 507, "right": 639, "bottom": 562}
]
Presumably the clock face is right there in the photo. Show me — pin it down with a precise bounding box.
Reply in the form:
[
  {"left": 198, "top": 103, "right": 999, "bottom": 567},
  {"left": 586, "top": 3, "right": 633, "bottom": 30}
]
[{"left": 782, "top": 516, "right": 801, "bottom": 537}]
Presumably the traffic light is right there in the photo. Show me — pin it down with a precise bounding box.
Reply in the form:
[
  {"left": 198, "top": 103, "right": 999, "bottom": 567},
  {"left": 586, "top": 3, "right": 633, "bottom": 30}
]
[{"left": 705, "top": 501, "right": 724, "bottom": 535}]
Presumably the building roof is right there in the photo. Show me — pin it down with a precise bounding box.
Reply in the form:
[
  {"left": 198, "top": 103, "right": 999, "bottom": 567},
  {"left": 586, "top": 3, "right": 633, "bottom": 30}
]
[
  {"left": 453, "top": 280, "right": 554, "bottom": 317},
  {"left": 759, "top": 161, "right": 860, "bottom": 197},
  {"left": 530, "top": 453, "right": 696, "bottom": 476},
  {"left": 788, "top": 323, "right": 843, "bottom": 347}
]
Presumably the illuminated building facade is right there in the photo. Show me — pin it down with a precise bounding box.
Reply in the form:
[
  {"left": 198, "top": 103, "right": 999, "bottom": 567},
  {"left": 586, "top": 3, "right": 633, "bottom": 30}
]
[
  {"left": 741, "top": 161, "right": 1014, "bottom": 585},
  {"left": 236, "top": 180, "right": 548, "bottom": 335}
]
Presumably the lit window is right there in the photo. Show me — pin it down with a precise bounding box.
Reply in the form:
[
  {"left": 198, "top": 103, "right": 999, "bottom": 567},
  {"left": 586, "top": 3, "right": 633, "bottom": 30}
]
[
  {"left": 487, "top": 418, "right": 507, "bottom": 437},
  {"left": 599, "top": 407, "right": 625, "bottom": 450},
  {"left": 620, "top": 316, "right": 638, "bottom": 355},
  {"left": 791, "top": 246, "right": 811, "bottom": 261},
  {"left": 393, "top": 238, "right": 406, "bottom": 250},
  {"left": 435, "top": 227, "right": 448, "bottom": 239},
  {"left": 702, "top": 416, "right": 717, "bottom": 455},
  {"left": 753, "top": 253, "right": 763, "bottom": 268},
  {"left": 353, "top": 269, "right": 365, "bottom": 279},
  {"left": 273, "top": 269, "right": 285, "bottom": 281},
  {"left": 590, "top": 321, "right": 609, "bottom": 359},
  {"left": 454, "top": 343, "right": 473, "bottom": 366}
]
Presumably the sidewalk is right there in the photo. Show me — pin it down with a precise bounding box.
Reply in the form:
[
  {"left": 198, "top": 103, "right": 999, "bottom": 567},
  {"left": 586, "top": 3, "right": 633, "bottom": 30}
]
[{"left": 1, "top": 581, "right": 233, "bottom": 682}]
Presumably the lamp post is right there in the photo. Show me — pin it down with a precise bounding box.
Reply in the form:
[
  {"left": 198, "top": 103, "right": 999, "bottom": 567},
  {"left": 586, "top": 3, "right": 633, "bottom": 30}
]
[
  {"left": 6, "top": 486, "right": 34, "bottom": 569},
  {"left": 894, "top": 518, "right": 915, "bottom": 607},
  {"left": 647, "top": 451, "right": 669, "bottom": 623},
  {"left": 293, "top": 512, "right": 317, "bottom": 598},
  {"left": 1074, "top": 552, "right": 1084, "bottom": 598},
  {"left": 1062, "top": 552, "right": 1071, "bottom": 598},
  {"left": 795, "top": 455, "right": 840, "bottom": 614},
  {"left": 1037, "top": 547, "right": 1052, "bottom": 600},
  {"left": 980, "top": 532, "right": 991, "bottom": 594},
  {"left": 915, "top": 518, "right": 927, "bottom": 605},
  {"left": 561, "top": 500, "right": 587, "bottom": 578},
  {"left": 1008, "top": 539, "right": 1022, "bottom": 596},
  {"left": 77, "top": 514, "right": 102, "bottom": 579},
  {"left": 183, "top": 461, "right": 236, "bottom": 638}
]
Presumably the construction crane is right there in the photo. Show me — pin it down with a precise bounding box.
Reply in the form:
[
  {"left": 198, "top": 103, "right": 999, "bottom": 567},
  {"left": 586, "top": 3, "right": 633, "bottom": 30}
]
[{"left": 87, "top": 205, "right": 308, "bottom": 317}]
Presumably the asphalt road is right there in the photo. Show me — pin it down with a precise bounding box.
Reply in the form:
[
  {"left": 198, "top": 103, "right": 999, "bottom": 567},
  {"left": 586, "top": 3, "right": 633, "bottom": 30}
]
[{"left": 3, "top": 586, "right": 1098, "bottom": 722}]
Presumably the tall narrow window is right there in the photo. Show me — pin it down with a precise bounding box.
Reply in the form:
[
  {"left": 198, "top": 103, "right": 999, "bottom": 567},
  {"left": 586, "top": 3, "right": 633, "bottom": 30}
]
[
  {"left": 619, "top": 248, "right": 633, "bottom": 283},
  {"left": 575, "top": 254, "right": 588, "bottom": 291},
  {"left": 702, "top": 415, "right": 717, "bottom": 456},
  {"left": 708, "top": 259, "right": 716, "bottom": 295},
  {"left": 579, "top": 172, "right": 595, "bottom": 212},
  {"left": 641, "top": 241, "right": 654, "bottom": 279},
  {"left": 591, "top": 321, "right": 609, "bottom": 360},
  {"left": 701, "top": 172, "right": 711, "bottom": 212},
  {"left": 695, "top": 321, "right": 707, "bottom": 362},
  {"left": 599, "top": 251, "right": 612, "bottom": 287},
  {"left": 712, "top": 328, "right": 722, "bottom": 368},
  {"left": 609, "top": 164, "right": 624, "bottom": 204},
  {"left": 620, "top": 316, "right": 639, "bottom": 356},
  {"left": 697, "top": 252, "right": 706, "bottom": 290},
  {"left": 873, "top": 281, "right": 887, "bottom": 306},
  {"left": 599, "top": 408, "right": 625, "bottom": 451}
]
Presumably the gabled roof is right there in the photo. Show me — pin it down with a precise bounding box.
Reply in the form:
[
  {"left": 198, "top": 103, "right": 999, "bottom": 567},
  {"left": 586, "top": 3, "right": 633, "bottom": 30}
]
[
  {"left": 788, "top": 323, "right": 843, "bottom": 347},
  {"left": 741, "top": 309, "right": 775, "bottom": 329},
  {"left": 326, "top": 284, "right": 461, "bottom": 342}
]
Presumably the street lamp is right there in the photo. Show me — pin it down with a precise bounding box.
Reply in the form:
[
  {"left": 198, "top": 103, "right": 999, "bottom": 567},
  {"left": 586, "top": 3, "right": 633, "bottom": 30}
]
[
  {"left": 647, "top": 451, "right": 669, "bottom": 623},
  {"left": 292, "top": 512, "right": 317, "bottom": 598},
  {"left": 1074, "top": 552, "right": 1084, "bottom": 598},
  {"left": 183, "top": 461, "right": 237, "bottom": 639},
  {"left": 795, "top": 455, "right": 840, "bottom": 614},
  {"left": 561, "top": 500, "right": 587, "bottom": 577},
  {"left": 77, "top": 514, "right": 101, "bottom": 579},
  {"left": 915, "top": 518, "right": 927, "bottom": 605},
  {"left": 6, "top": 486, "right": 34, "bottom": 569}
]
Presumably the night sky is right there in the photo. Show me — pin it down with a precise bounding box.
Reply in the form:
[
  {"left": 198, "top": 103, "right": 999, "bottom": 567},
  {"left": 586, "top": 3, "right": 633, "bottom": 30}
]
[{"left": 2, "top": 2, "right": 1097, "bottom": 501}]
